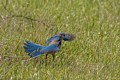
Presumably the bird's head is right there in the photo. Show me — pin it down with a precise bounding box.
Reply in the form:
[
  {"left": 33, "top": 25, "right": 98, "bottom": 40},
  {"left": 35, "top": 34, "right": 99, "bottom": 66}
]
[
  {"left": 59, "top": 32, "right": 75, "bottom": 41},
  {"left": 59, "top": 32, "right": 65, "bottom": 40}
]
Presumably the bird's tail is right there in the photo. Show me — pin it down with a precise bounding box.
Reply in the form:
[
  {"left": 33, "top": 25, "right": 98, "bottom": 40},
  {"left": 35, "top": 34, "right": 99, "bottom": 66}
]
[
  {"left": 28, "top": 49, "right": 44, "bottom": 58},
  {"left": 23, "top": 41, "right": 45, "bottom": 54}
]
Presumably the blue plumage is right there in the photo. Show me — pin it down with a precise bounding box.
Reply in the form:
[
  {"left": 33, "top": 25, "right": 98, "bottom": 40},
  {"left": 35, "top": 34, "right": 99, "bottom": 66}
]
[
  {"left": 23, "top": 40, "right": 60, "bottom": 58},
  {"left": 46, "top": 35, "right": 60, "bottom": 44},
  {"left": 23, "top": 33, "right": 75, "bottom": 60},
  {"left": 29, "top": 44, "right": 60, "bottom": 58},
  {"left": 23, "top": 41, "right": 45, "bottom": 53},
  {"left": 64, "top": 35, "right": 71, "bottom": 41}
]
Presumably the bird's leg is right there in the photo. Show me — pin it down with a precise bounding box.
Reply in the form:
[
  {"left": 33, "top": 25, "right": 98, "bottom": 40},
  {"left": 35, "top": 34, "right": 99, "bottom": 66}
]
[
  {"left": 45, "top": 54, "right": 48, "bottom": 65},
  {"left": 45, "top": 54, "right": 48, "bottom": 60},
  {"left": 33, "top": 58, "right": 39, "bottom": 65},
  {"left": 52, "top": 54, "right": 55, "bottom": 61}
]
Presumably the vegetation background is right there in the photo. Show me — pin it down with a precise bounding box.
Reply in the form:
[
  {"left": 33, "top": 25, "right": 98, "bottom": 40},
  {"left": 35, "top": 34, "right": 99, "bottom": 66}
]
[{"left": 0, "top": 0, "right": 120, "bottom": 79}]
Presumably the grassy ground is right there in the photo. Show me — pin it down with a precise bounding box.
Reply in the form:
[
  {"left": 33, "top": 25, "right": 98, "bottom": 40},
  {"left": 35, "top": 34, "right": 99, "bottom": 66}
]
[{"left": 0, "top": 0, "right": 120, "bottom": 79}]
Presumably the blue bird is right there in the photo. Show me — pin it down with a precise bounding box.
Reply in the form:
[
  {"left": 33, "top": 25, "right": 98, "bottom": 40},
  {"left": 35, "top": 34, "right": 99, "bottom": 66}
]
[{"left": 23, "top": 33, "right": 66, "bottom": 60}]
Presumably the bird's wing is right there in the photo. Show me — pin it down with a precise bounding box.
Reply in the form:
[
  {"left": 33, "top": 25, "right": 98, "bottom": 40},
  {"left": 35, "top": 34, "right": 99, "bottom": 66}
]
[
  {"left": 42, "top": 44, "right": 60, "bottom": 52},
  {"left": 29, "top": 44, "right": 60, "bottom": 58},
  {"left": 23, "top": 41, "right": 45, "bottom": 53},
  {"left": 46, "top": 35, "right": 60, "bottom": 44}
]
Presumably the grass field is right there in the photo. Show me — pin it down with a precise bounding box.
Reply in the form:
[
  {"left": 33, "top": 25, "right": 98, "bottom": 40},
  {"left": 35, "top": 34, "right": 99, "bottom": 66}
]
[{"left": 0, "top": 0, "right": 120, "bottom": 79}]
